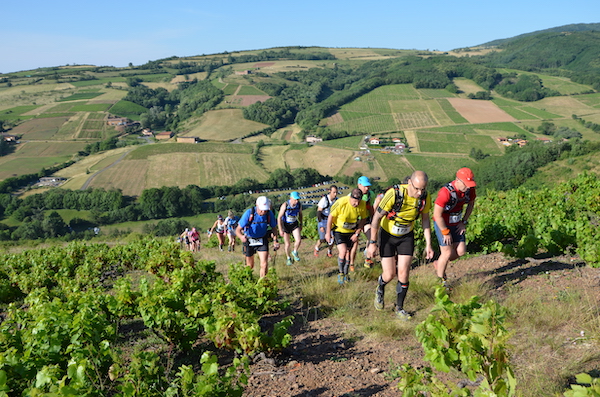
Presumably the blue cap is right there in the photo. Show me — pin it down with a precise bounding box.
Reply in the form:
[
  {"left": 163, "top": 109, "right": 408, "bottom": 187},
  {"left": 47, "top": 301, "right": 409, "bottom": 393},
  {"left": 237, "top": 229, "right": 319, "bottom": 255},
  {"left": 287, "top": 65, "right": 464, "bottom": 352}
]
[
  {"left": 357, "top": 176, "right": 371, "bottom": 187},
  {"left": 290, "top": 191, "right": 300, "bottom": 200}
]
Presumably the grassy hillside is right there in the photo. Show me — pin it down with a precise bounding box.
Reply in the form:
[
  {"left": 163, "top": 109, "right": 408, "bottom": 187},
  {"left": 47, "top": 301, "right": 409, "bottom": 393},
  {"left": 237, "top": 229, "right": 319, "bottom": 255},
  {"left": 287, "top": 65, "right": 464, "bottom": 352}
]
[
  {"left": 1, "top": 39, "right": 600, "bottom": 194},
  {"left": 482, "top": 30, "right": 600, "bottom": 73}
]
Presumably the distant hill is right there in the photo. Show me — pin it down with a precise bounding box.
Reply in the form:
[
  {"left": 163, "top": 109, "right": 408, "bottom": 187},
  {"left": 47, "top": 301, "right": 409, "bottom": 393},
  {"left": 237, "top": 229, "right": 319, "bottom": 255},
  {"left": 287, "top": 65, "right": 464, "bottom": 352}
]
[
  {"left": 479, "top": 30, "right": 600, "bottom": 73},
  {"left": 478, "top": 22, "right": 600, "bottom": 47}
]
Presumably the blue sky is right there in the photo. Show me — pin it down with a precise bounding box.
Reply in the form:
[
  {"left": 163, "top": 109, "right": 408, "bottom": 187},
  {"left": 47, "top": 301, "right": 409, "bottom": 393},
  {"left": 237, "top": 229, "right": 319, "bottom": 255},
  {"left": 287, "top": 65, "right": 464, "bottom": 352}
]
[{"left": 1, "top": 0, "right": 598, "bottom": 73}]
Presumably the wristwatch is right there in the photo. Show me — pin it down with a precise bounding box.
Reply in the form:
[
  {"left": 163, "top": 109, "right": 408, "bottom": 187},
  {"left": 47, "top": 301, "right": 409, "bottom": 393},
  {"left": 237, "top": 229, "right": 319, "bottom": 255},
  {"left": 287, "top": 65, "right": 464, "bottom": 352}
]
[
  {"left": 462, "top": 220, "right": 469, "bottom": 225},
  {"left": 368, "top": 240, "right": 378, "bottom": 245}
]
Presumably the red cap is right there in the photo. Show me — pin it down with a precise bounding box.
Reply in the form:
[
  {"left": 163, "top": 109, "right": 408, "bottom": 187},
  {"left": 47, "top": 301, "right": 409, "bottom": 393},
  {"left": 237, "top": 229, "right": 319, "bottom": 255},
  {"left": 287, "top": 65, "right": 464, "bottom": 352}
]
[{"left": 456, "top": 167, "right": 476, "bottom": 188}]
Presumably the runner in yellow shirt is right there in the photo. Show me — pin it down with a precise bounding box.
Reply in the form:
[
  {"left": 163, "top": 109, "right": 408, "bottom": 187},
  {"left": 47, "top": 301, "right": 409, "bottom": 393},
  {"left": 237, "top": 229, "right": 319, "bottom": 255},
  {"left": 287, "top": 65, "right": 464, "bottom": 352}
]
[
  {"left": 326, "top": 188, "right": 369, "bottom": 285},
  {"left": 367, "top": 170, "right": 434, "bottom": 320}
]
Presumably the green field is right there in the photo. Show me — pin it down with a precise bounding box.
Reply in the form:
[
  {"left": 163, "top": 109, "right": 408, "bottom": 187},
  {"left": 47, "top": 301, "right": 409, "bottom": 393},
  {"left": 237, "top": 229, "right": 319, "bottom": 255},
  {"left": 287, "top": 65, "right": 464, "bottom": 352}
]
[
  {"left": 417, "top": 88, "right": 456, "bottom": 99},
  {"left": 222, "top": 84, "right": 239, "bottom": 95},
  {"left": 15, "top": 141, "right": 87, "bottom": 157},
  {"left": 339, "top": 111, "right": 377, "bottom": 121},
  {"left": 371, "top": 152, "right": 415, "bottom": 181},
  {"left": 127, "top": 142, "right": 252, "bottom": 160},
  {"left": 109, "top": 100, "right": 147, "bottom": 118},
  {"left": 437, "top": 99, "right": 468, "bottom": 124},
  {"left": 406, "top": 154, "right": 477, "bottom": 183},
  {"left": 426, "top": 122, "right": 528, "bottom": 135},
  {"left": 329, "top": 114, "right": 398, "bottom": 133},
  {"left": 183, "top": 109, "right": 269, "bottom": 141},
  {"left": 576, "top": 93, "right": 600, "bottom": 108},
  {"left": 88, "top": 151, "right": 268, "bottom": 196},
  {"left": 498, "top": 106, "right": 539, "bottom": 120},
  {"left": 237, "top": 85, "right": 266, "bottom": 95},
  {"left": 58, "top": 92, "right": 104, "bottom": 101},
  {"left": 519, "top": 106, "right": 561, "bottom": 119},
  {"left": 319, "top": 135, "right": 364, "bottom": 150},
  {"left": 418, "top": 133, "right": 502, "bottom": 154},
  {"left": 0, "top": 156, "right": 73, "bottom": 180},
  {"left": 45, "top": 103, "right": 76, "bottom": 113},
  {"left": 70, "top": 103, "right": 112, "bottom": 112},
  {"left": 70, "top": 78, "right": 126, "bottom": 87}
]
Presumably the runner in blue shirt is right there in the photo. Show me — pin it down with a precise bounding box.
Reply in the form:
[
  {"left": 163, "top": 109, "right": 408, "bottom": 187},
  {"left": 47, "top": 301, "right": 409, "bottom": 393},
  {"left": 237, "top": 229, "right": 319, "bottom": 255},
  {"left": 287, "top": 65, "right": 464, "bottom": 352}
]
[{"left": 236, "top": 196, "right": 280, "bottom": 278}]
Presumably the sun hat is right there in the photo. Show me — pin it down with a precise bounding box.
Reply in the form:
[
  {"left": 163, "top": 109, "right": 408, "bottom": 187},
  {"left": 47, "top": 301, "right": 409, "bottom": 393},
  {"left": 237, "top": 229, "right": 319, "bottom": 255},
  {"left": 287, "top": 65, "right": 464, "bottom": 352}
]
[
  {"left": 256, "top": 196, "right": 271, "bottom": 211},
  {"left": 456, "top": 167, "right": 477, "bottom": 188},
  {"left": 290, "top": 191, "right": 300, "bottom": 200},
  {"left": 357, "top": 176, "right": 371, "bottom": 187}
]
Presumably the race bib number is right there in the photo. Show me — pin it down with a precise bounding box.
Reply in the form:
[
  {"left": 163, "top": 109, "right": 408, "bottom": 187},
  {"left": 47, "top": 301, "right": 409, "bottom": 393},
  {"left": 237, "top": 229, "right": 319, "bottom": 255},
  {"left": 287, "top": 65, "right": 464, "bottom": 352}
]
[
  {"left": 343, "top": 222, "right": 357, "bottom": 230},
  {"left": 248, "top": 237, "right": 263, "bottom": 247},
  {"left": 449, "top": 213, "right": 462, "bottom": 224},
  {"left": 391, "top": 222, "right": 411, "bottom": 236},
  {"left": 286, "top": 215, "right": 297, "bottom": 223}
]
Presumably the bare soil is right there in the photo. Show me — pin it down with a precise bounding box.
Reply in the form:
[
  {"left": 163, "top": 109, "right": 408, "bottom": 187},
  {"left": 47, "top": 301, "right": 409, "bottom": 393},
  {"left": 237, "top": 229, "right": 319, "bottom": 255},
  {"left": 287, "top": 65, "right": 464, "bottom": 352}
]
[
  {"left": 447, "top": 98, "right": 517, "bottom": 124},
  {"left": 243, "top": 252, "right": 600, "bottom": 397}
]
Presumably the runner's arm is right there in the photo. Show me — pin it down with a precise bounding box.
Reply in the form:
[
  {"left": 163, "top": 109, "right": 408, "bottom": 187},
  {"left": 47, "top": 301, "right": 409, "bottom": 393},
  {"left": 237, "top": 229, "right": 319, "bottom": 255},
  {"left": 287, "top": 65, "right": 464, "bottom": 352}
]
[
  {"left": 277, "top": 202, "right": 286, "bottom": 236},
  {"left": 235, "top": 224, "right": 246, "bottom": 242},
  {"left": 434, "top": 204, "right": 452, "bottom": 244},
  {"left": 421, "top": 212, "right": 434, "bottom": 260}
]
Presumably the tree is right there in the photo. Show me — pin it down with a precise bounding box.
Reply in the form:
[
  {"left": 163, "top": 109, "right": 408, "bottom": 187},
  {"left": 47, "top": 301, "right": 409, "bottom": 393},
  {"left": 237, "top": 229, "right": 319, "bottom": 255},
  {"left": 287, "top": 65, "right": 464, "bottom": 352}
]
[{"left": 42, "top": 211, "right": 68, "bottom": 238}]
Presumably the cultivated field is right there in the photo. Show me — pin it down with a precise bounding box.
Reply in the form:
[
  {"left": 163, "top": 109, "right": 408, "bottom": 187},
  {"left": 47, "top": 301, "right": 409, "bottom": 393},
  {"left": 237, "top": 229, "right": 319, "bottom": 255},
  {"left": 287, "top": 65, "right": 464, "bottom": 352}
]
[
  {"left": 0, "top": 155, "right": 73, "bottom": 180},
  {"left": 319, "top": 135, "right": 364, "bottom": 150},
  {"left": 181, "top": 109, "right": 268, "bottom": 141},
  {"left": 10, "top": 117, "right": 69, "bottom": 139},
  {"left": 371, "top": 152, "right": 415, "bottom": 181},
  {"left": 452, "top": 78, "right": 484, "bottom": 96},
  {"left": 417, "top": 132, "right": 503, "bottom": 154},
  {"left": 329, "top": 114, "right": 398, "bottom": 133},
  {"left": 87, "top": 152, "right": 269, "bottom": 196},
  {"left": 447, "top": 98, "right": 517, "bottom": 124},
  {"left": 406, "top": 154, "right": 477, "bottom": 181},
  {"left": 284, "top": 145, "right": 352, "bottom": 177},
  {"left": 527, "top": 96, "right": 592, "bottom": 118},
  {"left": 259, "top": 145, "right": 288, "bottom": 172},
  {"left": 87, "top": 159, "right": 149, "bottom": 195},
  {"left": 339, "top": 153, "right": 387, "bottom": 179}
]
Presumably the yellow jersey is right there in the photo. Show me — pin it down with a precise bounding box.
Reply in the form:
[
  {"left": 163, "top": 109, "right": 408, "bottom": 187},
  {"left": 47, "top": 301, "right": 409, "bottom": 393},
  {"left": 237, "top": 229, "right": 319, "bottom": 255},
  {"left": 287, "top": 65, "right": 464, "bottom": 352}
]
[
  {"left": 329, "top": 196, "right": 369, "bottom": 234},
  {"left": 377, "top": 185, "right": 431, "bottom": 237}
]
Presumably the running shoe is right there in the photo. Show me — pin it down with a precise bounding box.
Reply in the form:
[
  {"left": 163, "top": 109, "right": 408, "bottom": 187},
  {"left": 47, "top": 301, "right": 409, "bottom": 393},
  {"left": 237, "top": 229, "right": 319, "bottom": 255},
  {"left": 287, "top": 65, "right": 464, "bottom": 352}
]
[
  {"left": 441, "top": 278, "right": 452, "bottom": 291},
  {"left": 395, "top": 309, "right": 412, "bottom": 321},
  {"left": 292, "top": 250, "right": 300, "bottom": 262},
  {"left": 327, "top": 249, "right": 333, "bottom": 258},
  {"left": 344, "top": 274, "right": 351, "bottom": 283},
  {"left": 337, "top": 273, "right": 345, "bottom": 285},
  {"left": 374, "top": 286, "right": 384, "bottom": 311},
  {"left": 313, "top": 248, "right": 319, "bottom": 257},
  {"left": 286, "top": 257, "right": 293, "bottom": 266},
  {"left": 364, "top": 258, "right": 373, "bottom": 268}
]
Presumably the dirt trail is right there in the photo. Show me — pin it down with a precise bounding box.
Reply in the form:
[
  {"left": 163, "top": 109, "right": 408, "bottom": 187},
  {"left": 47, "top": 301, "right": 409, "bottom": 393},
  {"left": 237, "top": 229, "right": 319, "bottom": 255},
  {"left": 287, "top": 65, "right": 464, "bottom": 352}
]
[{"left": 242, "top": 251, "right": 600, "bottom": 397}]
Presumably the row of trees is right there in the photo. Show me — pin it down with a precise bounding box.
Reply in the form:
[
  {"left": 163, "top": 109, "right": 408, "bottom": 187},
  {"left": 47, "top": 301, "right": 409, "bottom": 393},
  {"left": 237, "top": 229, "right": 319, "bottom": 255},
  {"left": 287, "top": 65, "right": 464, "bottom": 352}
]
[
  {"left": 123, "top": 80, "right": 224, "bottom": 130},
  {"left": 0, "top": 166, "right": 330, "bottom": 241},
  {"left": 475, "top": 139, "right": 600, "bottom": 190}
]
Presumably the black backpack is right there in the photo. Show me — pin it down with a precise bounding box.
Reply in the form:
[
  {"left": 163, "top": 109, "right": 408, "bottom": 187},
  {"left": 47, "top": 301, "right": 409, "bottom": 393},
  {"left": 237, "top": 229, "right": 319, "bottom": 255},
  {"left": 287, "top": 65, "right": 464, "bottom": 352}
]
[
  {"left": 443, "top": 183, "right": 471, "bottom": 212},
  {"left": 385, "top": 184, "right": 427, "bottom": 221}
]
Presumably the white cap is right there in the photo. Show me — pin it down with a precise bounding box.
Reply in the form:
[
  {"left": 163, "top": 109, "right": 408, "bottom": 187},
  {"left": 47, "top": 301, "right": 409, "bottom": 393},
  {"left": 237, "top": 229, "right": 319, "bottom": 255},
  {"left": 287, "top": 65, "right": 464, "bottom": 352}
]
[{"left": 256, "top": 196, "right": 271, "bottom": 211}]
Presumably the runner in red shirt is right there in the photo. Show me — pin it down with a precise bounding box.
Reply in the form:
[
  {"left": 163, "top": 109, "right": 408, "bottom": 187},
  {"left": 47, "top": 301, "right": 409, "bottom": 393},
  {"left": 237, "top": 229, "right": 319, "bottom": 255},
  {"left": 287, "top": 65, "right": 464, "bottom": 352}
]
[{"left": 432, "top": 168, "right": 477, "bottom": 287}]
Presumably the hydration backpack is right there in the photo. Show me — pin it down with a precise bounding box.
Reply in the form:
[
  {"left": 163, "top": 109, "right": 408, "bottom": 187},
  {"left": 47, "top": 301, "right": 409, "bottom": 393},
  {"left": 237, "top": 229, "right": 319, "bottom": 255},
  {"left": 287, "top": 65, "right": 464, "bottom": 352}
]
[
  {"left": 385, "top": 184, "right": 427, "bottom": 221},
  {"left": 443, "top": 183, "right": 471, "bottom": 212}
]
